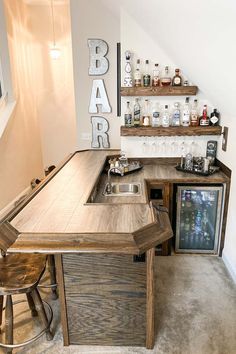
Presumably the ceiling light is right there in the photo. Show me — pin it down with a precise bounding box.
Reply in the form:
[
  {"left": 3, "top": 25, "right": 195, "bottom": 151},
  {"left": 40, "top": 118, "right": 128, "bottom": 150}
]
[{"left": 50, "top": 0, "right": 61, "bottom": 59}]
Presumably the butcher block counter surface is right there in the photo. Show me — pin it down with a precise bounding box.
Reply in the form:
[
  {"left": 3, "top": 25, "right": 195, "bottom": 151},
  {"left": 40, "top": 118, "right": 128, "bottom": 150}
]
[{"left": 1, "top": 150, "right": 228, "bottom": 254}]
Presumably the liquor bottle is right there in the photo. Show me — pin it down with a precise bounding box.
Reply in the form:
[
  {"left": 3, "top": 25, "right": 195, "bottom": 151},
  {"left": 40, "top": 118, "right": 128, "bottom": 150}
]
[
  {"left": 134, "top": 59, "right": 142, "bottom": 87},
  {"left": 123, "top": 51, "right": 133, "bottom": 87},
  {"left": 172, "top": 69, "right": 182, "bottom": 86},
  {"left": 182, "top": 97, "right": 191, "bottom": 126},
  {"left": 162, "top": 105, "right": 170, "bottom": 127},
  {"left": 124, "top": 101, "right": 132, "bottom": 127},
  {"left": 210, "top": 108, "right": 220, "bottom": 126},
  {"left": 195, "top": 210, "right": 202, "bottom": 235},
  {"left": 143, "top": 60, "right": 151, "bottom": 87},
  {"left": 152, "top": 102, "right": 161, "bottom": 127},
  {"left": 161, "top": 66, "right": 172, "bottom": 86},
  {"left": 172, "top": 102, "right": 181, "bottom": 126},
  {"left": 152, "top": 63, "right": 160, "bottom": 87},
  {"left": 190, "top": 99, "right": 199, "bottom": 126},
  {"left": 199, "top": 105, "right": 210, "bottom": 126},
  {"left": 142, "top": 99, "right": 150, "bottom": 126},
  {"left": 133, "top": 98, "right": 141, "bottom": 127}
]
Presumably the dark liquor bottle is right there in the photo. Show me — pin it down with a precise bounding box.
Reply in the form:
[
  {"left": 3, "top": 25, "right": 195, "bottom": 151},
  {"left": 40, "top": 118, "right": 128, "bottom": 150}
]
[
  {"left": 172, "top": 69, "right": 182, "bottom": 86},
  {"left": 210, "top": 108, "right": 220, "bottom": 126},
  {"left": 124, "top": 101, "right": 132, "bottom": 127},
  {"left": 143, "top": 60, "right": 151, "bottom": 87},
  {"left": 199, "top": 105, "right": 210, "bottom": 126},
  {"left": 133, "top": 98, "right": 141, "bottom": 126}
]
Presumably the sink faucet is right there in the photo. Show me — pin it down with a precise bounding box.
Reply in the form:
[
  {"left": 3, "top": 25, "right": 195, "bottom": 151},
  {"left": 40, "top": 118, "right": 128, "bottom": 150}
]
[{"left": 106, "top": 166, "right": 124, "bottom": 194}]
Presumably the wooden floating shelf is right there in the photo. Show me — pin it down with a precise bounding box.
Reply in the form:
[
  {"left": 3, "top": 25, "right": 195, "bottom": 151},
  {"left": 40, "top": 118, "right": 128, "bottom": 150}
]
[
  {"left": 120, "top": 125, "right": 222, "bottom": 137},
  {"left": 120, "top": 86, "right": 198, "bottom": 97}
]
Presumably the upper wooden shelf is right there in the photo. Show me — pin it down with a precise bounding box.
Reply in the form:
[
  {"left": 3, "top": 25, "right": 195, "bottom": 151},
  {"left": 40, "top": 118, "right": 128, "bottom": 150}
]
[
  {"left": 120, "top": 125, "right": 222, "bottom": 137},
  {"left": 120, "top": 86, "right": 198, "bottom": 96}
]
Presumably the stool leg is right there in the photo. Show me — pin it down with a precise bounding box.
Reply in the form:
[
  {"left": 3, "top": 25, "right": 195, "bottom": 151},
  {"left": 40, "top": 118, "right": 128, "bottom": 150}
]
[
  {"left": 26, "top": 292, "right": 38, "bottom": 317},
  {"left": 48, "top": 255, "right": 58, "bottom": 300},
  {"left": 0, "top": 295, "right": 3, "bottom": 334},
  {"left": 5, "top": 295, "right": 13, "bottom": 354},
  {"left": 31, "top": 289, "right": 53, "bottom": 341}
]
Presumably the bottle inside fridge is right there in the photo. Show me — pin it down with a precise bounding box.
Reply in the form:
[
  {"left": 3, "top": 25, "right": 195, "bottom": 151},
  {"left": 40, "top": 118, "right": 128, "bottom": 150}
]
[{"left": 175, "top": 185, "right": 224, "bottom": 254}]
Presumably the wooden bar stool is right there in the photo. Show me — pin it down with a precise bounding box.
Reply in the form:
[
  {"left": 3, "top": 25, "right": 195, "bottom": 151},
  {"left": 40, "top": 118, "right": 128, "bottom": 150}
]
[{"left": 0, "top": 253, "right": 53, "bottom": 353}]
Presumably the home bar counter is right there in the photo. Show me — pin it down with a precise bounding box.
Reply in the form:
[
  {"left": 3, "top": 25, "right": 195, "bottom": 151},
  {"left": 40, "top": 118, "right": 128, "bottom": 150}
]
[{"left": 0, "top": 150, "right": 230, "bottom": 349}]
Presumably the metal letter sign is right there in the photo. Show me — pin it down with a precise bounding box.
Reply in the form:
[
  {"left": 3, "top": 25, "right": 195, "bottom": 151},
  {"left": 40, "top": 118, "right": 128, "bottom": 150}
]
[
  {"left": 89, "top": 79, "right": 111, "bottom": 113},
  {"left": 88, "top": 39, "right": 109, "bottom": 75},
  {"left": 91, "top": 116, "right": 110, "bottom": 148}
]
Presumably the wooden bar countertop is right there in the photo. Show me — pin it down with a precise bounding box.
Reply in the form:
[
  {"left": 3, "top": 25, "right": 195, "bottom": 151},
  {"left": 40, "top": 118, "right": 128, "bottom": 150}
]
[{"left": 1, "top": 150, "right": 229, "bottom": 255}]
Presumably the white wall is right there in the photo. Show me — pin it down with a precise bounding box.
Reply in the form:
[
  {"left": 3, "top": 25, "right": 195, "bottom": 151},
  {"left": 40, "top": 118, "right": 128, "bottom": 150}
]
[
  {"left": 120, "top": 9, "right": 219, "bottom": 158},
  {"left": 70, "top": 0, "right": 120, "bottom": 150}
]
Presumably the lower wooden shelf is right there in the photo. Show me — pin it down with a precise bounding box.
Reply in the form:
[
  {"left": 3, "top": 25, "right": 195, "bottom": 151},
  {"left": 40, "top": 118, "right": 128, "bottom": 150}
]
[{"left": 120, "top": 125, "right": 222, "bottom": 137}]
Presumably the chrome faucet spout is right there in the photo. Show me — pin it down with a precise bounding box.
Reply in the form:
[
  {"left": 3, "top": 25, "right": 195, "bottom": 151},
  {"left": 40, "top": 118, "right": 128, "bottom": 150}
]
[{"left": 106, "top": 167, "right": 124, "bottom": 194}]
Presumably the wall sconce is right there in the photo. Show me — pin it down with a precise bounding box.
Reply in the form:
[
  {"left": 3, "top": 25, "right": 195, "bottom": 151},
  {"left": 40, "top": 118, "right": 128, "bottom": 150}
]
[{"left": 50, "top": 0, "right": 61, "bottom": 59}]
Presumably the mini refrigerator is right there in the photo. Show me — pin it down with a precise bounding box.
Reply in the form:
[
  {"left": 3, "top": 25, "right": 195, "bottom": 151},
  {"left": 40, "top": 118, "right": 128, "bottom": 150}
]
[{"left": 175, "top": 185, "right": 224, "bottom": 254}]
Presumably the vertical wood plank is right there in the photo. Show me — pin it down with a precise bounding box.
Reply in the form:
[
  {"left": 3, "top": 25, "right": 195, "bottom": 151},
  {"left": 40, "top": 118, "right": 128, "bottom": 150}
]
[
  {"left": 146, "top": 247, "right": 155, "bottom": 349},
  {"left": 55, "top": 254, "right": 69, "bottom": 346},
  {"left": 5, "top": 295, "right": 13, "bottom": 354}
]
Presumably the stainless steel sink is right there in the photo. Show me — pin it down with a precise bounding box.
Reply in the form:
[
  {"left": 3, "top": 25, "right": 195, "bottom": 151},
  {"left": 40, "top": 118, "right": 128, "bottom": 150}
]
[{"left": 104, "top": 183, "right": 141, "bottom": 196}]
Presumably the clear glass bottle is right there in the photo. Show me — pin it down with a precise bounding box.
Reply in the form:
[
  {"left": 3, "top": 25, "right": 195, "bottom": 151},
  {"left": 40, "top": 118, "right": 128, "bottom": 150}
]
[
  {"left": 172, "top": 102, "right": 181, "bottom": 126},
  {"left": 210, "top": 108, "right": 220, "bottom": 126},
  {"left": 124, "top": 101, "right": 132, "bottom": 127},
  {"left": 162, "top": 104, "right": 170, "bottom": 127},
  {"left": 152, "top": 63, "right": 160, "bottom": 87},
  {"left": 161, "top": 66, "right": 172, "bottom": 86},
  {"left": 190, "top": 99, "right": 199, "bottom": 126},
  {"left": 142, "top": 99, "right": 150, "bottom": 126},
  {"left": 152, "top": 102, "right": 161, "bottom": 127},
  {"left": 133, "top": 98, "right": 141, "bottom": 127},
  {"left": 172, "top": 69, "right": 182, "bottom": 86},
  {"left": 143, "top": 60, "right": 151, "bottom": 87},
  {"left": 134, "top": 59, "right": 142, "bottom": 87},
  {"left": 182, "top": 97, "right": 191, "bottom": 126},
  {"left": 199, "top": 105, "right": 210, "bottom": 126}
]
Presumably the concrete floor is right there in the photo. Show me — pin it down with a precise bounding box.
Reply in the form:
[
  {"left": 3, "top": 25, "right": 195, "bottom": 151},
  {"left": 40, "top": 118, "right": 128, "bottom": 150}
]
[{"left": 1, "top": 255, "right": 236, "bottom": 354}]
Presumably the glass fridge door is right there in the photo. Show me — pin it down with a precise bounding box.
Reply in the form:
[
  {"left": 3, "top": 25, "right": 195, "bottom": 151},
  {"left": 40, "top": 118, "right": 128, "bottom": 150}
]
[{"left": 175, "top": 186, "right": 223, "bottom": 253}]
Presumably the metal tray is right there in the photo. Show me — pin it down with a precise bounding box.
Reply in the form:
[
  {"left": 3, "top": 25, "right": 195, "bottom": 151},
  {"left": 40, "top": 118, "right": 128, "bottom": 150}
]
[
  {"left": 175, "top": 164, "right": 219, "bottom": 176},
  {"left": 110, "top": 164, "right": 143, "bottom": 176}
]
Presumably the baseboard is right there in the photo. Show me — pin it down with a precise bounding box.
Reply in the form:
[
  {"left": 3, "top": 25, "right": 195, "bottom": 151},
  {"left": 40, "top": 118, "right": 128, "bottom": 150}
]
[
  {"left": 0, "top": 186, "right": 31, "bottom": 219},
  {"left": 222, "top": 251, "right": 236, "bottom": 284}
]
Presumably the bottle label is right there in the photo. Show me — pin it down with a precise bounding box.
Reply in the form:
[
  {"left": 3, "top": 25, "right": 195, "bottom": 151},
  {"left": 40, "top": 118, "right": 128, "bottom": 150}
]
[
  {"left": 134, "top": 110, "right": 141, "bottom": 124},
  {"left": 134, "top": 79, "right": 141, "bottom": 87},
  {"left": 152, "top": 111, "right": 160, "bottom": 126},
  {"left": 162, "top": 114, "right": 170, "bottom": 127},
  {"left": 210, "top": 115, "right": 218, "bottom": 125},
  {"left": 172, "top": 111, "right": 180, "bottom": 126},
  {"left": 174, "top": 77, "right": 181, "bottom": 85},
  {"left": 182, "top": 113, "right": 190, "bottom": 126},
  {"left": 125, "top": 114, "right": 132, "bottom": 126},
  {"left": 143, "top": 116, "right": 150, "bottom": 126},
  {"left": 191, "top": 113, "right": 198, "bottom": 126},
  {"left": 153, "top": 77, "right": 159, "bottom": 86},
  {"left": 143, "top": 75, "right": 151, "bottom": 87},
  {"left": 200, "top": 118, "right": 210, "bottom": 126}
]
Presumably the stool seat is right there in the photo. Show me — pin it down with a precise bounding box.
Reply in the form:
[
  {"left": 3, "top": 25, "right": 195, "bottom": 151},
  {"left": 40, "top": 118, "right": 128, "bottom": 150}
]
[{"left": 0, "top": 254, "right": 47, "bottom": 295}]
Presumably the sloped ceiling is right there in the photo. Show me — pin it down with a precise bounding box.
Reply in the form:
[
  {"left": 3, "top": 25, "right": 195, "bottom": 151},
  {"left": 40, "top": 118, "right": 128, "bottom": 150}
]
[{"left": 102, "top": 0, "right": 236, "bottom": 117}]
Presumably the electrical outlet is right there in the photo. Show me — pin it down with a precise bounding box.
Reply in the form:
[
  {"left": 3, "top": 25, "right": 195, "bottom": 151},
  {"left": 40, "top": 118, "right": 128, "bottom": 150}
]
[
  {"left": 81, "top": 132, "right": 91, "bottom": 141},
  {"left": 222, "top": 126, "right": 228, "bottom": 152}
]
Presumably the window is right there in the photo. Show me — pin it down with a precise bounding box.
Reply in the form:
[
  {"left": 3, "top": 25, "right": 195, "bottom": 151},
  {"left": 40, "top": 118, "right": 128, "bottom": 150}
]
[{"left": 0, "top": 1, "right": 16, "bottom": 138}]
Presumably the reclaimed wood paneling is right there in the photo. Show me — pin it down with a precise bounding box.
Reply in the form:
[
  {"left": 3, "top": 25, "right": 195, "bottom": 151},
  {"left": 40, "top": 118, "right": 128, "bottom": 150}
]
[{"left": 62, "top": 253, "right": 147, "bottom": 346}]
